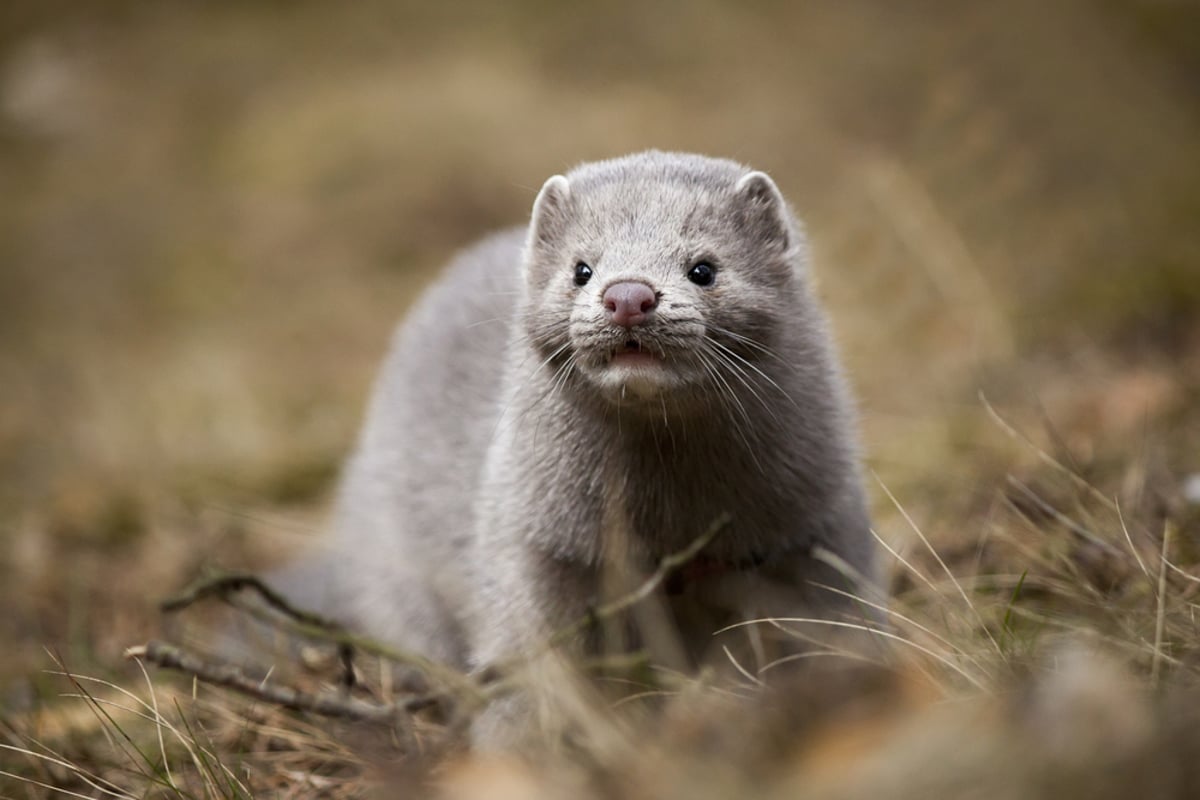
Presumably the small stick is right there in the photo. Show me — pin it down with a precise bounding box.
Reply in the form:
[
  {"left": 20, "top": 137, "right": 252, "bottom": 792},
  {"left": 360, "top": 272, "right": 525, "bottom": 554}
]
[
  {"left": 547, "top": 513, "right": 730, "bottom": 650},
  {"left": 125, "top": 641, "right": 439, "bottom": 724},
  {"left": 163, "top": 570, "right": 481, "bottom": 700},
  {"left": 162, "top": 572, "right": 336, "bottom": 630},
  {"left": 1151, "top": 520, "right": 1174, "bottom": 685},
  {"left": 481, "top": 514, "right": 732, "bottom": 689},
  {"left": 1005, "top": 476, "right": 1122, "bottom": 556}
]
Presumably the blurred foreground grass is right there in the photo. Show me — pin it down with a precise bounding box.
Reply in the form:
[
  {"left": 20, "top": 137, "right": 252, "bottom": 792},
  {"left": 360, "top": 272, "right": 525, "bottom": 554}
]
[{"left": 1, "top": 1, "right": 1198, "bottom": 796}]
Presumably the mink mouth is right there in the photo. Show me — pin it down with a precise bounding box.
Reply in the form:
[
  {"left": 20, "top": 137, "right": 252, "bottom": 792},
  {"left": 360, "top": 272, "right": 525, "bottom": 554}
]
[{"left": 608, "top": 338, "right": 661, "bottom": 365}]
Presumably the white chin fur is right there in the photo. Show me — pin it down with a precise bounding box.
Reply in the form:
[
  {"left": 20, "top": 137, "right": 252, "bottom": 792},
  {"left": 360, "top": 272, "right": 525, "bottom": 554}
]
[{"left": 594, "top": 362, "right": 672, "bottom": 401}]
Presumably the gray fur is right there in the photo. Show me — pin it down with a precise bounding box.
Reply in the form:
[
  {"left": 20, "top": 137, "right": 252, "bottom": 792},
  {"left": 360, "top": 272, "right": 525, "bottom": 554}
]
[{"left": 278, "top": 151, "right": 877, "bottom": 739}]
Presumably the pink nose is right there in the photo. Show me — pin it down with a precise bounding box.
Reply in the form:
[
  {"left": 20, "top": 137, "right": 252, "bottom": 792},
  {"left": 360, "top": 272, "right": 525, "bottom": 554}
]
[{"left": 603, "top": 281, "right": 658, "bottom": 328}]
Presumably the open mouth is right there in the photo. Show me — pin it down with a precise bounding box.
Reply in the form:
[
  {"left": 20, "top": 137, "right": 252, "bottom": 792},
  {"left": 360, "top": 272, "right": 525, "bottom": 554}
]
[{"left": 610, "top": 339, "right": 660, "bottom": 366}]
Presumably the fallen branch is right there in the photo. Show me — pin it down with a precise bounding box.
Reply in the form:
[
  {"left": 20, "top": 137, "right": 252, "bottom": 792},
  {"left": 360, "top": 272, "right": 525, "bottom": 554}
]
[
  {"left": 125, "top": 641, "right": 440, "bottom": 725},
  {"left": 162, "top": 569, "right": 480, "bottom": 699}
]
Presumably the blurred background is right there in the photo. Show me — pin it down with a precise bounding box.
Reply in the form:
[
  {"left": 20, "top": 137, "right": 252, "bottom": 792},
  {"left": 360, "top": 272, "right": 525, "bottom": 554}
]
[{"left": 1, "top": 0, "right": 1197, "bottom": 707}]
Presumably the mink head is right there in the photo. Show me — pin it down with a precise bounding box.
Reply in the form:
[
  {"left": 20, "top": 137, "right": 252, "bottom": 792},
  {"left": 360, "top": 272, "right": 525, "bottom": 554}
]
[{"left": 520, "top": 151, "right": 812, "bottom": 409}]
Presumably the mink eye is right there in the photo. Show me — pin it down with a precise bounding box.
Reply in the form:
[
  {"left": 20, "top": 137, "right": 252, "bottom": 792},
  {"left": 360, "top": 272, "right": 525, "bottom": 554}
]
[
  {"left": 687, "top": 261, "right": 716, "bottom": 286},
  {"left": 573, "top": 261, "right": 593, "bottom": 287}
]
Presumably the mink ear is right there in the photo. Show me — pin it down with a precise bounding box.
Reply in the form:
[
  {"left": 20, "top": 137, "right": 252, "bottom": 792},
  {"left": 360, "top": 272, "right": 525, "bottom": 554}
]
[
  {"left": 734, "top": 170, "right": 791, "bottom": 249},
  {"left": 528, "top": 174, "right": 572, "bottom": 248}
]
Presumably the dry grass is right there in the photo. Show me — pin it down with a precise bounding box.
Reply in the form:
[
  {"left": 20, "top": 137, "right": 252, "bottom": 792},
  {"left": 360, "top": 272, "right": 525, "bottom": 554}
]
[{"left": 2, "top": 1, "right": 1199, "bottom": 796}]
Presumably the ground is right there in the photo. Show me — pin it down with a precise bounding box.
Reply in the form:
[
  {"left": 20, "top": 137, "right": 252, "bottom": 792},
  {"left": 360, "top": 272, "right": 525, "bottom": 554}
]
[{"left": 1, "top": 2, "right": 1199, "bottom": 797}]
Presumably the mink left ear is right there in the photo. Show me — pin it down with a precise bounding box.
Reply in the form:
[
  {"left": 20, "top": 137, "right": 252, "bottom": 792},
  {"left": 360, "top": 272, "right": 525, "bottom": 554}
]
[{"left": 734, "top": 170, "right": 791, "bottom": 249}]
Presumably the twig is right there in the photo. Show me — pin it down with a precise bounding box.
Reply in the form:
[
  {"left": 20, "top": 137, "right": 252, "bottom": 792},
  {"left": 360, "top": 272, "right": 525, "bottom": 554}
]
[
  {"left": 873, "top": 471, "right": 1001, "bottom": 655},
  {"left": 1116, "top": 496, "right": 1151, "bottom": 579},
  {"left": 585, "top": 650, "right": 652, "bottom": 670},
  {"left": 162, "top": 570, "right": 480, "bottom": 699},
  {"left": 548, "top": 513, "right": 731, "bottom": 650},
  {"left": 1005, "top": 476, "right": 1122, "bottom": 556},
  {"left": 719, "top": 616, "right": 989, "bottom": 692},
  {"left": 979, "top": 391, "right": 1117, "bottom": 511},
  {"left": 162, "top": 572, "right": 335, "bottom": 629},
  {"left": 477, "top": 514, "right": 731, "bottom": 689},
  {"left": 1151, "top": 520, "right": 1174, "bottom": 685},
  {"left": 125, "top": 641, "right": 439, "bottom": 725}
]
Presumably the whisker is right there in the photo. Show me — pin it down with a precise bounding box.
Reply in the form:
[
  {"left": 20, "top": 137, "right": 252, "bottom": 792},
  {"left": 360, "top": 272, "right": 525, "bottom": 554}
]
[
  {"left": 707, "top": 323, "right": 787, "bottom": 364},
  {"left": 704, "top": 341, "right": 784, "bottom": 425},
  {"left": 694, "top": 348, "right": 765, "bottom": 475},
  {"left": 492, "top": 340, "right": 573, "bottom": 436},
  {"left": 708, "top": 337, "right": 801, "bottom": 414}
]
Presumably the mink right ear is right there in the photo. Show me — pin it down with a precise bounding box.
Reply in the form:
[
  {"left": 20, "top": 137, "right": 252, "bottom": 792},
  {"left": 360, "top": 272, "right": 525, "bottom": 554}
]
[{"left": 528, "top": 174, "right": 571, "bottom": 248}]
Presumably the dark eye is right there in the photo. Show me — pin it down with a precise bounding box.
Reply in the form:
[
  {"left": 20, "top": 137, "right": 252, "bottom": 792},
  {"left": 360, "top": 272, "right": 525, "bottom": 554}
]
[
  {"left": 687, "top": 261, "right": 715, "bottom": 286},
  {"left": 574, "top": 261, "right": 593, "bottom": 287}
]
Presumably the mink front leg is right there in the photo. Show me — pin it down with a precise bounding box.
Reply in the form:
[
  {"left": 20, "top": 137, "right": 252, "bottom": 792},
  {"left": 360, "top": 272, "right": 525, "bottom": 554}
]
[{"left": 468, "top": 545, "right": 600, "bottom": 751}]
